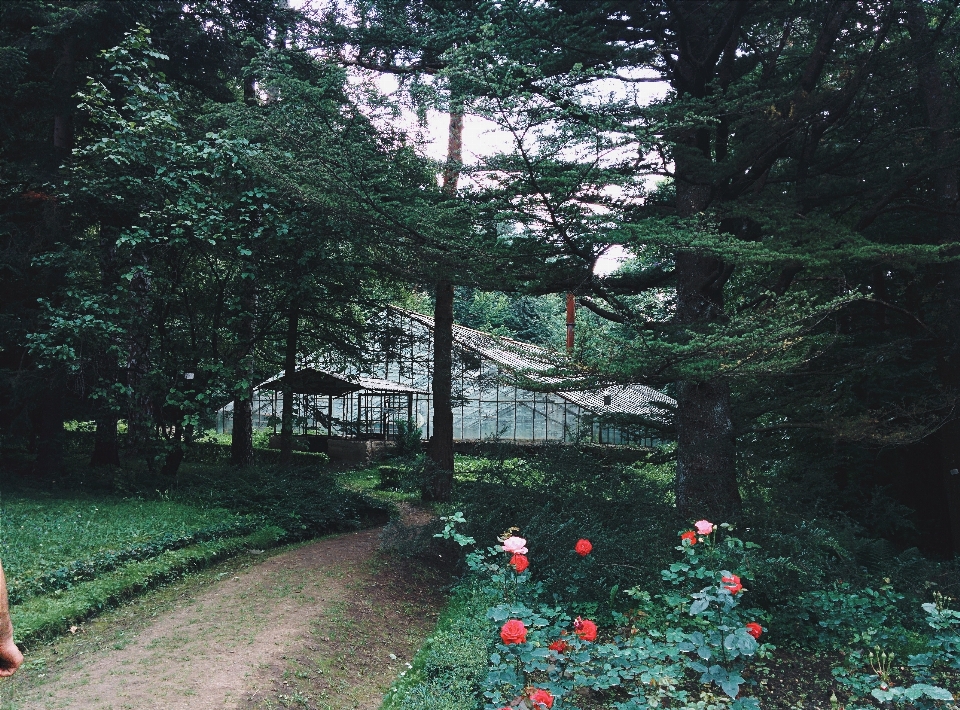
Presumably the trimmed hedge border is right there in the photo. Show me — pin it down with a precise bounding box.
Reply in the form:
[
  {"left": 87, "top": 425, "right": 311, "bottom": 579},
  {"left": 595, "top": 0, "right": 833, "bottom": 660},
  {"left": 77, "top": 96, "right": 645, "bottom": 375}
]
[
  {"left": 8, "top": 519, "right": 260, "bottom": 605},
  {"left": 380, "top": 578, "right": 492, "bottom": 710},
  {"left": 11, "top": 526, "right": 285, "bottom": 647}
]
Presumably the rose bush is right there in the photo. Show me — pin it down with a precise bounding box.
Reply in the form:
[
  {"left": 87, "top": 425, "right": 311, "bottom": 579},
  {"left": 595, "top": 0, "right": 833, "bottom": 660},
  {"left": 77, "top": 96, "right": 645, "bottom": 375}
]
[{"left": 438, "top": 516, "right": 774, "bottom": 709}]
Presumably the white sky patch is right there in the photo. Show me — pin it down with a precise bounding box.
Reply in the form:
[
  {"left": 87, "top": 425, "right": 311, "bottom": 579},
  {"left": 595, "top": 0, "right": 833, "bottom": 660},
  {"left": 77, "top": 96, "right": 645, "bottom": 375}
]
[{"left": 594, "top": 245, "right": 630, "bottom": 276}]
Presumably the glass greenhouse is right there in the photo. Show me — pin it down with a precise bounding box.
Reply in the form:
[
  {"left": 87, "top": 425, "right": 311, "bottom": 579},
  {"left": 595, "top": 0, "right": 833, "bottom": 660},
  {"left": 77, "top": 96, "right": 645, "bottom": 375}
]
[{"left": 216, "top": 307, "right": 674, "bottom": 447}]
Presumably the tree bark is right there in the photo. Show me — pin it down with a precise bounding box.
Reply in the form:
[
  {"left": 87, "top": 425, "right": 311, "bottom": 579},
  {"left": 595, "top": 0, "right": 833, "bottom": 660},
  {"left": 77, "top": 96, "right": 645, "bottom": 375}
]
[
  {"left": 673, "top": 176, "right": 741, "bottom": 520},
  {"left": 32, "top": 382, "right": 65, "bottom": 478},
  {"left": 231, "top": 274, "right": 256, "bottom": 467},
  {"left": 424, "top": 92, "right": 464, "bottom": 501},
  {"left": 426, "top": 278, "right": 456, "bottom": 499},
  {"left": 90, "top": 417, "right": 120, "bottom": 467},
  {"left": 907, "top": 1, "right": 960, "bottom": 554},
  {"left": 280, "top": 302, "right": 299, "bottom": 464}
]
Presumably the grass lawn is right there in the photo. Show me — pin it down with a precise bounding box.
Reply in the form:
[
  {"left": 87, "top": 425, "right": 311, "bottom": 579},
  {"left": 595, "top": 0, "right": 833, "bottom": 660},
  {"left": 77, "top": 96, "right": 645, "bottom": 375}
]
[{"left": 0, "top": 493, "right": 256, "bottom": 602}]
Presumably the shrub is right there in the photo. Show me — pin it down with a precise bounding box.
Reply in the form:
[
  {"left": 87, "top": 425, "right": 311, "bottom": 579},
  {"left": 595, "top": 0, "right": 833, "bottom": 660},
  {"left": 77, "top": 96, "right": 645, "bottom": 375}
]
[
  {"left": 433, "top": 517, "right": 769, "bottom": 709},
  {"left": 184, "top": 462, "right": 389, "bottom": 539}
]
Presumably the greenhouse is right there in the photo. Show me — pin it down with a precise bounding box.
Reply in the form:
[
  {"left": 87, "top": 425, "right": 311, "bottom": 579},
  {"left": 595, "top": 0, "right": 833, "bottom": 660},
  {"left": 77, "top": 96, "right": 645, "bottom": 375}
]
[{"left": 216, "top": 307, "right": 674, "bottom": 447}]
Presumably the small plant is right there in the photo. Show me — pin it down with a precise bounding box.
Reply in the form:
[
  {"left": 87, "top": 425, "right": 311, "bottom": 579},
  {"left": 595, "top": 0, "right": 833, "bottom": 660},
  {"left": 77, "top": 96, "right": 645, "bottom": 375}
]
[{"left": 394, "top": 419, "right": 423, "bottom": 458}]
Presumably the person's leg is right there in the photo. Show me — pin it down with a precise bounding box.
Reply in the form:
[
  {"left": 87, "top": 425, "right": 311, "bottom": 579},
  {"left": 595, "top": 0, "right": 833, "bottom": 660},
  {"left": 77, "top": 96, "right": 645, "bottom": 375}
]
[{"left": 0, "top": 561, "right": 23, "bottom": 676}]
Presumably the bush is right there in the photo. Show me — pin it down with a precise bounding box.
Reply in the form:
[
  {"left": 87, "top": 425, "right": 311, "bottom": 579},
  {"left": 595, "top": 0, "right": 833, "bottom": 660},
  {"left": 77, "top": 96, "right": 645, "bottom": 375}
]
[
  {"left": 452, "top": 451, "right": 681, "bottom": 616},
  {"left": 182, "top": 462, "right": 390, "bottom": 539}
]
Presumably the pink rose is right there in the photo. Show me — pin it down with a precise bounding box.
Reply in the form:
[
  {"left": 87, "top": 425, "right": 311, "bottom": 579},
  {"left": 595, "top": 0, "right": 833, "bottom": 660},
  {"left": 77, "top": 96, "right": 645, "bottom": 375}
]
[
  {"left": 694, "top": 520, "right": 714, "bottom": 535},
  {"left": 502, "top": 536, "right": 528, "bottom": 554}
]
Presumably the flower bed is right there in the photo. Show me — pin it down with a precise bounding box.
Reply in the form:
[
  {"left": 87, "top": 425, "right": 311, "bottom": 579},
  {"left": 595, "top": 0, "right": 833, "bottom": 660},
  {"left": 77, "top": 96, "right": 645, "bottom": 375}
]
[{"left": 428, "top": 516, "right": 959, "bottom": 710}]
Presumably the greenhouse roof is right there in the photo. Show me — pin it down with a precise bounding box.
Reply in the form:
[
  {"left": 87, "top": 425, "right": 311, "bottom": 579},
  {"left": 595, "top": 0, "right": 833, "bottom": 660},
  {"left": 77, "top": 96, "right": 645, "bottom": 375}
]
[
  {"left": 259, "top": 367, "right": 427, "bottom": 397},
  {"left": 394, "top": 308, "right": 675, "bottom": 421}
]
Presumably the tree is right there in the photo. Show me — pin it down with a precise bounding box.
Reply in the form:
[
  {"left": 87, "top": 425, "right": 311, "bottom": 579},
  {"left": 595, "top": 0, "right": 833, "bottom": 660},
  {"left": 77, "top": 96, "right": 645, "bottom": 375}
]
[{"left": 445, "top": 0, "right": 957, "bottom": 522}]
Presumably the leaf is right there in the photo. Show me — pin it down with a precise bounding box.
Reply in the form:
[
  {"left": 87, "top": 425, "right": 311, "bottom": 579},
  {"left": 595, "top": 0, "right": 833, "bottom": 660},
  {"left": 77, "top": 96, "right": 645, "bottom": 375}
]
[
  {"left": 914, "top": 684, "right": 954, "bottom": 700},
  {"left": 689, "top": 598, "right": 709, "bottom": 615},
  {"left": 720, "top": 678, "right": 741, "bottom": 699}
]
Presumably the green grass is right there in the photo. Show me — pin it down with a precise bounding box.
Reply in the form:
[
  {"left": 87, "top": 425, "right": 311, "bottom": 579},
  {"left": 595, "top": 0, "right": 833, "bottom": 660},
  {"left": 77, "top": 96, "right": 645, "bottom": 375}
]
[{"left": 0, "top": 493, "right": 257, "bottom": 603}]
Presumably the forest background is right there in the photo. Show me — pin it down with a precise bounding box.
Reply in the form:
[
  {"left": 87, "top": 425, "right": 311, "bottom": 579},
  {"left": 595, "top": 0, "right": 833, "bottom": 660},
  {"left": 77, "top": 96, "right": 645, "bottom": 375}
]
[{"left": 2, "top": 0, "right": 960, "bottom": 563}]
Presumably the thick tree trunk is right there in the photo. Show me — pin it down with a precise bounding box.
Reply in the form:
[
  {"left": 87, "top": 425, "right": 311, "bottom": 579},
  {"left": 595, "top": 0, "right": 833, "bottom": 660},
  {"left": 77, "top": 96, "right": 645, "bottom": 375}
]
[
  {"left": 424, "top": 94, "right": 464, "bottom": 502},
  {"left": 231, "top": 275, "right": 256, "bottom": 467},
  {"left": 32, "top": 383, "right": 65, "bottom": 478},
  {"left": 160, "top": 423, "right": 184, "bottom": 479},
  {"left": 907, "top": 2, "right": 960, "bottom": 554},
  {"left": 280, "top": 303, "right": 299, "bottom": 464},
  {"left": 673, "top": 179, "right": 741, "bottom": 520},
  {"left": 90, "top": 416, "right": 120, "bottom": 467}
]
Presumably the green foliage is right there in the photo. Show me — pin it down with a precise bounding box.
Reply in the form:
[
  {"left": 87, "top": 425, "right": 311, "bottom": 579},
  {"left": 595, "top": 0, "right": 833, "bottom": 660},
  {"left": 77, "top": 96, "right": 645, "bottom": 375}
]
[
  {"left": 381, "top": 581, "right": 492, "bottom": 710},
  {"left": 784, "top": 583, "right": 909, "bottom": 653},
  {"left": 393, "top": 419, "right": 424, "bottom": 459},
  {"left": 0, "top": 494, "right": 255, "bottom": 599},
  {"left": 185, "top": 462, "right": 390, "bottom": 539},
  {"left": 452, "top": 449, "right": 681, "bottom": 612},
  {"left": 432, "top": 516, "right": 767, "bottom": 708}
]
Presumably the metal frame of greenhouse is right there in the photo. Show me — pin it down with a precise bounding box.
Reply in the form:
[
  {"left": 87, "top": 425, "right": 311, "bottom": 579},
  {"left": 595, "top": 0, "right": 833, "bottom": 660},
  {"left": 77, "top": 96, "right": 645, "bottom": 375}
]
[{"left": 216, "top": 306, "right": 674, "bottom": 447}]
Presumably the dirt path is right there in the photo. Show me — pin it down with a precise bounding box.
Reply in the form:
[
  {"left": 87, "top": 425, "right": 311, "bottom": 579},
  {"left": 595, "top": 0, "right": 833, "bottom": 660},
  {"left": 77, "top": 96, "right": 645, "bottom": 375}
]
[{"left": 0, "top": 515, "right": 445, "bottom": 710}]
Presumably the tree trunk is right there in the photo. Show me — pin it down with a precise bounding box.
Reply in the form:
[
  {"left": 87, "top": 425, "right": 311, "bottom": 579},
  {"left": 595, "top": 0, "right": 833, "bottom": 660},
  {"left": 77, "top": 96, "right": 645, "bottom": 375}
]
[
  {"left": 160, "top": 423, "right": 184, "bottom": 479},
  {"left": 90, "top": 416, "right": 120, "bottom": 467},
  {"left": 426, "top": 278, "right": 456, "bottom": 499},
  {"left": 673, "top": 177, "right": 741, "bottom": 520},
  {"left": 280, "top": 303, "right": 299, "bottom": 464},
  {"left": 907, "top": 1, "right": 960, "bottom": 554},
  {"left": 32, "top": 382, "right": 65, "bottom": 479},
  {"left": 424, "top": 93, "right": 464, "bottom": 502},
  {"left": 231, "top": 275, "right": 256, "bottom": 467}
]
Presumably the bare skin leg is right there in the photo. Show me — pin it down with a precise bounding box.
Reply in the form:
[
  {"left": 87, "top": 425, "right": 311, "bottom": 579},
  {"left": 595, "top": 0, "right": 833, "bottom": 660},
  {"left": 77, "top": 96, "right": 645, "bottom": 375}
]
[{"left": 0, "top": 561, "right": 23, "bottom": 676}]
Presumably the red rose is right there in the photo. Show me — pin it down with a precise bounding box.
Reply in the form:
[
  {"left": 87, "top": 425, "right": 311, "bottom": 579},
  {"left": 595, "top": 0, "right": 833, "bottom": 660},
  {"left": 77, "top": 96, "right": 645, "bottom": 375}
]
[
  {"left": 509, "top": 553, "right": 529, "bottom": 573},
  {"left": 575, "top": 539, "right": 593, "bottom": 556},
  {"left": 745, "top": 622, "right": 762, "bottom": 639},
  {"left": 548, "top": 639, "right": 569, "bottom": 653},
  {"left": 500, "top": 619, "right": 527, "bottom": 645},
  {"left": 680, "top": 530, "right": 697, "bottom": 545},
  {"left": 530, "top": 688, "right": 554, "bottom": 708},
  {"left": 722, "top": 574, "right": 743, "bottom": 595},
  {"left": 573, "top": 616, "right": 597, "bottom": 642}
]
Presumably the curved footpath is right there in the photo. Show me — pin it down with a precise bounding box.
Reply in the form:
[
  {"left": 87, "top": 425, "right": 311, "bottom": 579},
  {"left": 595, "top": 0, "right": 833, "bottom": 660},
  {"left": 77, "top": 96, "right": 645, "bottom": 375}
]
[{"left": 0, "top": 516, "right": 445, "bottom": 710}]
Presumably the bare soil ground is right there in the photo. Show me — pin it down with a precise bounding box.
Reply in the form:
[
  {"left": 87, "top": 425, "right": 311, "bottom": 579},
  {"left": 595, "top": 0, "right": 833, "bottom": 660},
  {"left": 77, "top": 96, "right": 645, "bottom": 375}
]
[{"left": 0, "top": 508, "right": 446, "bottom": 710}]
